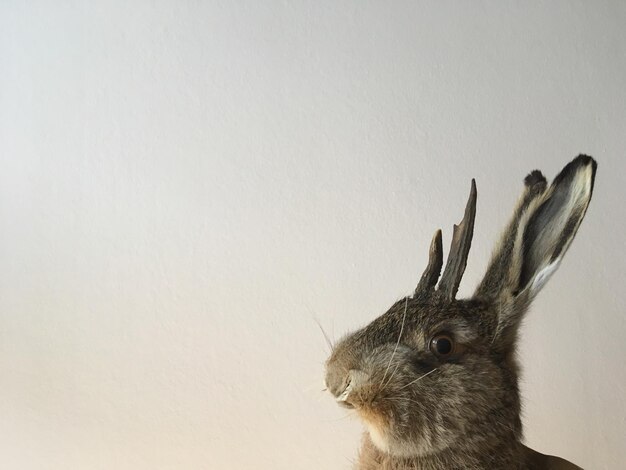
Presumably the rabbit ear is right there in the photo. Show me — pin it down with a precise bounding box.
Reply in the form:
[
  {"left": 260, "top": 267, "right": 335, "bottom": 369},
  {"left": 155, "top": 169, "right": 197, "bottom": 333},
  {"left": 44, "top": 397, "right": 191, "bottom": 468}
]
[{"left": 475, "top": 155, "right": 597, "bottom": 346}]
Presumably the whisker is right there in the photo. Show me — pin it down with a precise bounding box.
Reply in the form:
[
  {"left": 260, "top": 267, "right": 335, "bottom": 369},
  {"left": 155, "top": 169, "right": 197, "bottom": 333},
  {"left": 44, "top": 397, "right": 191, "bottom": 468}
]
[
  {"left": 490, "top": 304, "right": 502, "bottom": 345},
  {"left": 398, "top": 368, "right": 438, "bottom": 390},
  {"left": 323, "top": 412, "right": 355, "bottom": 422},
  {"left": 381, "top": 361, "right": 401, "bottom": 391},
  {"left": 380, "top": 297, "right": 408, "bottom": 387},
  {"left": 313, "top": 316, "right": 334, "bottom": 352},
  {"left": 382, "top": 396, "right": 423, "bottom": 407}
]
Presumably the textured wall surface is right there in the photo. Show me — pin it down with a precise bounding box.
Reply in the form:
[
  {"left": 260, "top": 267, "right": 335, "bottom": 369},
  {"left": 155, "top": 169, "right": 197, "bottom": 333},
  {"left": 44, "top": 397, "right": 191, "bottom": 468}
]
[{"left": 1, "top": 2, "right": 625, "bottom": 469}]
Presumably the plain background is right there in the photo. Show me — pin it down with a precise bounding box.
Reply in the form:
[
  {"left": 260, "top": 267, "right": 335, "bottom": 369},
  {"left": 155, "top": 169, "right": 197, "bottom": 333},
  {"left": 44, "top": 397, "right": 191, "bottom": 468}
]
[{"left": 1, "top": 2, "right": 625, "bottom": 469}]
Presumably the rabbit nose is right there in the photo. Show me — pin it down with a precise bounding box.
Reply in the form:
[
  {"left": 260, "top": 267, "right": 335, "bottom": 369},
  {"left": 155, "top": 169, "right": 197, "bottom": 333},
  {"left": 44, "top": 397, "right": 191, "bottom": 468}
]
[
  {"left": 336, "top": 376, "right": 354, "bottom": 403},
  {"left": 330, "top": 369, "right": 370, "bottom": 408}
]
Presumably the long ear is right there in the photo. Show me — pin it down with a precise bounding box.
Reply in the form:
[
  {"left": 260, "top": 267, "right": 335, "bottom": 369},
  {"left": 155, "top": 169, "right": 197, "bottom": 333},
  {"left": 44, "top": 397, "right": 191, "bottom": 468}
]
[{"left": 475, "top": 155, "right": 597, "bottom": 347}]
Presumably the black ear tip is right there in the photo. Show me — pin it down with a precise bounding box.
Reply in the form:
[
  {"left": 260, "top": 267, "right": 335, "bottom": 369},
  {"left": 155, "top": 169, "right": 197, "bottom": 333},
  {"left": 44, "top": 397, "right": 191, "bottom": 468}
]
[
  {"left": 573, "top": 154, "right": 597, "bottom": 170},
  {"left": 552, "top": 154, "right": 598, "bottom": 188},
  {"left": 568, "top": 154, "right": 598, "bottom": 180},
  {"left": 524, "top": 169, "right": 547, "bottom": 188},
  {"left": 576, "top": 154, "right": 598, "bottom": 193}
]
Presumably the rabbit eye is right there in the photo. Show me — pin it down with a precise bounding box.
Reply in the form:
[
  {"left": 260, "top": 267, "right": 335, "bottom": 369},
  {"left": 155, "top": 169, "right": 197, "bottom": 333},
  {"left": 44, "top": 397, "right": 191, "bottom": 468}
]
[{"left": 430, "top": 334, "right": 454, "bottom": 357}]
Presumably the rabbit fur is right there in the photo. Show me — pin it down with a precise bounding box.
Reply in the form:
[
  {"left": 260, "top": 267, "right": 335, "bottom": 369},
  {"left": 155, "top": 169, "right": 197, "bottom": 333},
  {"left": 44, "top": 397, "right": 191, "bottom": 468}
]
[{"left": 325, "top": 155, "right": 596, "bottom": 469}]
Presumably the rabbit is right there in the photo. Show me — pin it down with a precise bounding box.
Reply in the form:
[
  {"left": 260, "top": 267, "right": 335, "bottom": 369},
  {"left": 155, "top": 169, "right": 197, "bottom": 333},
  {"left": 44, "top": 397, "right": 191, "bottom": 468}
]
[{"left": 324, "top": 155, "right": 597, "bottom": 469}]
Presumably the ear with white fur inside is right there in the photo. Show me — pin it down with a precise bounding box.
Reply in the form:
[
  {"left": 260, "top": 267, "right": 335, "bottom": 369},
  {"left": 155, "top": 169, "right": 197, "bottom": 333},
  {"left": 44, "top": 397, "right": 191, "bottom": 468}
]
[
  {"left": 515, "top": 154, "right": 596, "bottom": 297},
  {"left": 476, "top": 154, "right": 597, "bottom": 348}
]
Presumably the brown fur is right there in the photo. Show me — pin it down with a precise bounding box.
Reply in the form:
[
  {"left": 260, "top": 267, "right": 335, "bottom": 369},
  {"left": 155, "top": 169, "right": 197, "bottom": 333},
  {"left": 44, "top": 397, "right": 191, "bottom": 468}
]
[{"left": 325, "top": 156, "right": 596, "bottom": 469}]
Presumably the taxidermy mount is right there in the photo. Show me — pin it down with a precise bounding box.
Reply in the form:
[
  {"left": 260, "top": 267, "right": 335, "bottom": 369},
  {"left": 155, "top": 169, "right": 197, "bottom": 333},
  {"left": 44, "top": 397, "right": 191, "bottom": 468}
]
[{"left": 325, "top": 155, "right": 596, "bottom": 469}]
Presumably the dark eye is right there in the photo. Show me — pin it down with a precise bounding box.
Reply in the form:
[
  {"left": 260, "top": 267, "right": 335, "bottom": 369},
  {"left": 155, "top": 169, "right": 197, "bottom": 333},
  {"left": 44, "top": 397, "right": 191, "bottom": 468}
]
[{"left": 430, "top": 333, "right": 455, "bottom": 357}]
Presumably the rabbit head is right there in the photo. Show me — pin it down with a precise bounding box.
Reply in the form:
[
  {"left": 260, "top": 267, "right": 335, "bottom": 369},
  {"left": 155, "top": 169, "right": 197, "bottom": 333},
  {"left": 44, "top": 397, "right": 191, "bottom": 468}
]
[{"left": 325, "top": 155, "right": 596, "bottom": 461}]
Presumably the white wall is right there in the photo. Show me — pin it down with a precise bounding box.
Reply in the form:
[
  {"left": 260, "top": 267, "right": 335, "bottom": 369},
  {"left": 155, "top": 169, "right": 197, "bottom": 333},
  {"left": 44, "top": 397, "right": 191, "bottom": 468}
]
[{"left": 1, "top": 2, "right": 625, "bottom": 469}]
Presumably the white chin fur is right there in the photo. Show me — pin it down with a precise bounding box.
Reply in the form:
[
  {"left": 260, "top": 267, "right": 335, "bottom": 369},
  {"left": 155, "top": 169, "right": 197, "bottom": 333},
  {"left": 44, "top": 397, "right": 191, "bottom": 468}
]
[
  {"left": 367, "top": 422, "right": 446, "bottom": 458},
  {"left": 368, "top": 426, "right": 390, "bottom": 454}
]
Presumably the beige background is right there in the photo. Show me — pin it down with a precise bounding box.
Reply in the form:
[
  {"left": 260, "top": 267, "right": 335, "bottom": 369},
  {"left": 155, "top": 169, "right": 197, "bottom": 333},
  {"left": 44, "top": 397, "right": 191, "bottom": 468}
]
[{"left": 1, "top": 2, "right": 625, "bottom": 469}]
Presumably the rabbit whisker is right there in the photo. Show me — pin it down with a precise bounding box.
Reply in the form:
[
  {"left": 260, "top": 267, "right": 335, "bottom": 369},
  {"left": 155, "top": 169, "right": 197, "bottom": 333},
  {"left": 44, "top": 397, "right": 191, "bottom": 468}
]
[
  {"left": 380, "top": 297, "right": 408, "bottom": 388},
  {"left": 314, "top": 316, "right": 334, "bottom": 352},
  {"left": 398, "top": 368, "right": 438, "bottom": 390},
  {"left": 382, "top": 396, "right": 423, "bottom": 408},
  {"left": 380, "top": 361, "right": 402, "bottom": 392},
  {"left": 323, "top": 412, "right": 355, "bottom": 422}
]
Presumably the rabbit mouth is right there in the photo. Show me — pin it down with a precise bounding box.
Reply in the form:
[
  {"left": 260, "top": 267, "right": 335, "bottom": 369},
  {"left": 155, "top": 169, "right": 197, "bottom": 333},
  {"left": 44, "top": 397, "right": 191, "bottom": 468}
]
[
  {"left": 336, "top": 377, "right": 353, "bottom": 403},
  {"left": 332, "top": 369, "right": 372, "bottom": 409}
]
